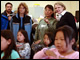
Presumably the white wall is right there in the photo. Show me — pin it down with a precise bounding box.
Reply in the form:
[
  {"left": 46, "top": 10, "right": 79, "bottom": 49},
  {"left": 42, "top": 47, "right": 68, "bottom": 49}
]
[{"left": 1, "top": 1, "right": 79, "bottom": 16}]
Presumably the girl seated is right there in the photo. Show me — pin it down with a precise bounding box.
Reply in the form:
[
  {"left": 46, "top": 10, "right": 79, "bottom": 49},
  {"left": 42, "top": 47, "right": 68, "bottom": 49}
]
[
  {"left": 1, "top": 30, "right": 20, "bottom": 59},
  {"left": 16, "top": 29, "right": 31, "bottom": 59},
  {"left": 33, "top": 25, "right": 79, "bottom": 59},
  {"left": 43, "top": 32, "right": 55, "bottom": 49},
  {"left": 31, "top": 32, "right": 55, "bottom": 54}
]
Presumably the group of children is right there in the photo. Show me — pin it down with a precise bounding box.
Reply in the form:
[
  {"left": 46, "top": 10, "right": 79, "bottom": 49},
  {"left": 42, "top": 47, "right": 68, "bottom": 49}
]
[
  {"left": 1, "top": 1, "right": 79, "bottom": 59},
  {"left": 1, "top": 25, "right": 79, "bottom": 59},
  {"left": 1, "top": 30, "right": 30, "bottom": 59},
  {"left": 33, "top": 25, "right": 79, "bottom": 59}
]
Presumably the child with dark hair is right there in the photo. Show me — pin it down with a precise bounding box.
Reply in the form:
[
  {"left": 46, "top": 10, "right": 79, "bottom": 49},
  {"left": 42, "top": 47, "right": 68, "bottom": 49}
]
[
  {"left": 43, "top": 32, "right": 55, "bottom": 48},
  {"left": 1, "top": 30, "right": 20, "bottom": 59},
  {"left": 31, "top": 32, "right": 55, "bottom": 55},
  {"left": 33, "top": 25, "right": 79, "bottom": 59},
  {"left": 16, "top": 29, "right": 31, "bottom": 59}
]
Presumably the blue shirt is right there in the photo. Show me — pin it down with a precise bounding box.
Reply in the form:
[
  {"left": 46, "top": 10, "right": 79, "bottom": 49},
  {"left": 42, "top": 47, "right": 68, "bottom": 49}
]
[
  {"left": 20, "top": 17, "right": 23, "bottom": 29},
  {"left": 1, "top": 50, "right": 20, "bottom": 59}
]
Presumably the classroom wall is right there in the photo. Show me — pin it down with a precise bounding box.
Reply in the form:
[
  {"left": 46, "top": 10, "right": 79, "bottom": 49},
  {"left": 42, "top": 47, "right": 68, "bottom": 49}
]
[{"left": 1, "top": 1, "right": 79, "bottom": 16}]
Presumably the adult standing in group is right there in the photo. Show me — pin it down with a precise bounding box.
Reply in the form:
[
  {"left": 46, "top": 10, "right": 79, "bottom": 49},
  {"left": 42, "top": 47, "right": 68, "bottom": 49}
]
[
  {"left": 54, "top": 2, "right": 78, "bottom": 42},
  {"left": 1, "top": 2, "right": 13, "bottom": 30},
  {"left": 10, "top": 2, "right": 32, "bottom": 43},
  {"left": 34, "top": 4, "right": 58, "bottom": 44}
]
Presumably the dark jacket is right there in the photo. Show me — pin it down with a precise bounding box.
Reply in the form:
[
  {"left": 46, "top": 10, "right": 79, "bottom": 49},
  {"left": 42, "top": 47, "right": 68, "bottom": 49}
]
[
  {"left": 56, "top": 12, "right": 78, "bottom": 41},
  {"left": 1, "top": 10, "right": 13, "bottom": 30}
]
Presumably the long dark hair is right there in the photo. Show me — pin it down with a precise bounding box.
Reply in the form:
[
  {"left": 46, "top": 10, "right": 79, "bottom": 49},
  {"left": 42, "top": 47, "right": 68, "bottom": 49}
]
[
  {"left": 54, "top": 25, "right": 77, "bottom": 50},
  {"left": 17, "top": 29, "right": 29, "bottom": 43},
  {"left": 44, "top": 32, "right": 54, "bottom": 47},
  {"left": 45, "top": 4, "right": 54, "bottom": 17},
  {"left": 1, "top": 30, "right": 18, "bottom": 59}
]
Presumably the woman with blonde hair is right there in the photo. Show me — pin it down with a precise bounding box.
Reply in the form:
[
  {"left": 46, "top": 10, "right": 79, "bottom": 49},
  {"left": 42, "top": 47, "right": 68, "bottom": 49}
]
[
  {"left": 10, "top": 2, "right": 32, "bottom": 43},
  {"left": 54, "top": 2, "right": 78, "bottom": 43}
]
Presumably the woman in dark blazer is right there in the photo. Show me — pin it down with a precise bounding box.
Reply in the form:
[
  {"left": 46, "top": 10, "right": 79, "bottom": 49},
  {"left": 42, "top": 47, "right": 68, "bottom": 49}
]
[{"left": 54, "top": 2, "right": 78, "bottom": 42}]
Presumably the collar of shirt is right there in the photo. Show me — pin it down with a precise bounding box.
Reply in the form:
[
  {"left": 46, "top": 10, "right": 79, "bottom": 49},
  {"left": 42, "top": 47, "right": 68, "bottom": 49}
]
[
  {"left": 57, "top": 10, "right": 67, "bottom": 17},
  {"left": 61, "top": 10, "right": 67, "bottom": 16},
  {"left": 56, "top": 13, "right": 62, "bottom": 21},
  {"left": 56, "top": 10, "right": 67, "bottom": 21}
]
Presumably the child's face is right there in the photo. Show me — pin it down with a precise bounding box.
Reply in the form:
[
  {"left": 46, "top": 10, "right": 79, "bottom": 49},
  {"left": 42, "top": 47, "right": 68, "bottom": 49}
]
[
  {"left": 44, "top": 7, "right": 53, "bottom": 18},
  {"left": 1, "top": 36, "right": 10, "bottom": 51},
  {"left": 43, "top": 34, "right": 51, "bottom": 46},
  {"left": 54, "top": 31, "right": 69, "bottom": 52},
  {"left": 17, "top": 32, "right": 25, "bottom": 43}
]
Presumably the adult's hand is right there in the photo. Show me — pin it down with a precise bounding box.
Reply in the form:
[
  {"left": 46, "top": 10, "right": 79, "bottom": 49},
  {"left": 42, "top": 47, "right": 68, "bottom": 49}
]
[
  {"left": 44, "top": 18, "right": 50, "bottom": 24},
  {"left": 8, "top": 16, "right": 12, "bottom": 21}
]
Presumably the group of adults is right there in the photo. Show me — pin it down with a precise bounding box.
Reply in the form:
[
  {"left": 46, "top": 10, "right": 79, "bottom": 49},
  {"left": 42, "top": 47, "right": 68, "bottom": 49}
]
[{"left": 1, "top": 2, "right": 78, "bottom": 47}]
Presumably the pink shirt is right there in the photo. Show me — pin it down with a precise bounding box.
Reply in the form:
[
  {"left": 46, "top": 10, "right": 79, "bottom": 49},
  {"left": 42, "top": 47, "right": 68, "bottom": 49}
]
[{"left": 33, "top": 48, "right": 79, "bottom": 59}]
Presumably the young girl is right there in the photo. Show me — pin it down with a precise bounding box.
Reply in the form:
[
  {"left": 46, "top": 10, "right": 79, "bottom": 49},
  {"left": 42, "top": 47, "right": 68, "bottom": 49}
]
[
  {"left": 31, "top": 32, "right": 55, "bottom": 55},
  {"left": 1, "top": 30, "right": 20, "bottom": 59},
  {"left": 43, "top": 32, "right": 55, "bottom": 49},
  {"left": 33, "top": 25, "right": 79, "bottom": 59},
  {"left": 16, "top": 29, "right": 31, "bottom": 59}
]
